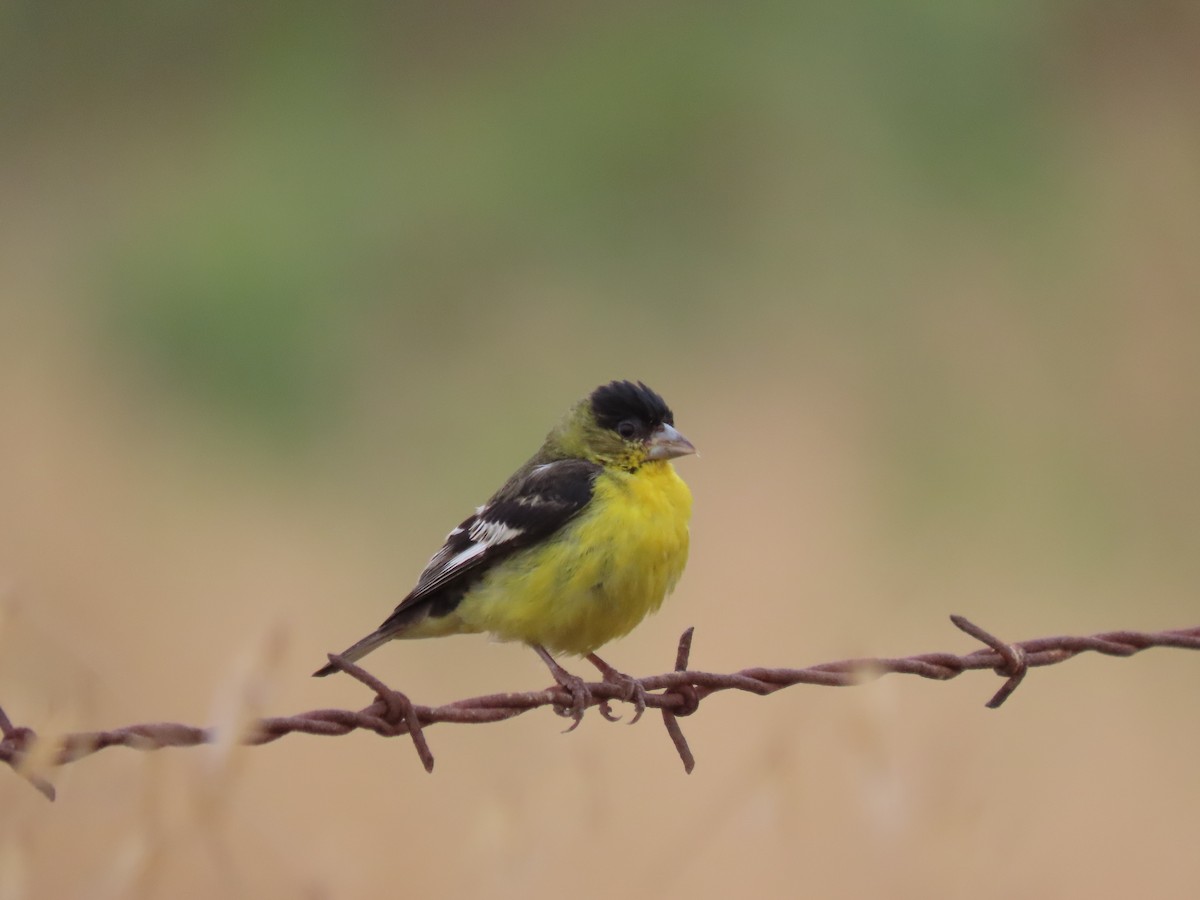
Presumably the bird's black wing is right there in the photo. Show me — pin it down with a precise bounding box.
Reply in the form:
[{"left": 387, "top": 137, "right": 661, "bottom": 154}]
[{"left": 383, "top": 458, "right": 601, "bottom": 623}]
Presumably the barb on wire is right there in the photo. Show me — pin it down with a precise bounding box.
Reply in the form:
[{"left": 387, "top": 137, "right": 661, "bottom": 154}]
[{"left": 2, "top": 616, "right": 1198, "bottom": 800}]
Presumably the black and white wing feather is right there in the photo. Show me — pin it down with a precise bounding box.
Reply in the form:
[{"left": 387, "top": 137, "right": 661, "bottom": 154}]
[
  {"left": 389, "top": 457, "right": 601, "bottom": 617},
  {"left": 312, "top": 457, "right": 601, "bottom": 675}
]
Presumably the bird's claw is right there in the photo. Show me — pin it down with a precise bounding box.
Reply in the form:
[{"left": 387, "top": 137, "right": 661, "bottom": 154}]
[
  {"left": 586, "top": 654, "right": 647, "bottom": 724},
  {"left": 549, "top": 671, "right": 590, "bottom": 732},
  {"left": 608, "top": 672, "right": 647, "bottom": 724},
  {"left": 532, "top": 645, "right": 592, "bottom": 731}
]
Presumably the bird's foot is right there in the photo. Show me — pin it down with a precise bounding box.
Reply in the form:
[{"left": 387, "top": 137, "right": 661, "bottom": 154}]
[
  {"left": 586, "top": 653, "right": 647, "bottom": 724},
  {"left": 533, "top": 645, "right": 591, "bottom": 732}
]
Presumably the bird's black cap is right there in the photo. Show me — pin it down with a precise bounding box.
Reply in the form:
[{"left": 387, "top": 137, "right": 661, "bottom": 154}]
[{"left": 589, "top": 380, "right": 674, "bottom": 431}]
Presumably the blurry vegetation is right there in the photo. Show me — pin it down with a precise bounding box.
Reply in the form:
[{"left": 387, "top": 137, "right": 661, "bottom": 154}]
[
  {"left": 4, "top": 2, "right": 1066, "bottom": 441},
  {"left": 3, "top": 5, "right": 1200, "bottom": 899},
  {"left": 1, "top": 1, "right": 1197, "bottom": 553}
]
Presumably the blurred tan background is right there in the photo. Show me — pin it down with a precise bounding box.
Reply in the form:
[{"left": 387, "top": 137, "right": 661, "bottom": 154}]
[{"left": 2, "top": 3, "right": 1199, "bottom": 897}]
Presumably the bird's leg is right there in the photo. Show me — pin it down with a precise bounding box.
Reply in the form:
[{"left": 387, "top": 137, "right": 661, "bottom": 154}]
[
  {"left": 585, "top": 652, "right": 647, "bottom": 724},
  {"left": 532, "top": 645, "right": 591, "bottom": 731}
]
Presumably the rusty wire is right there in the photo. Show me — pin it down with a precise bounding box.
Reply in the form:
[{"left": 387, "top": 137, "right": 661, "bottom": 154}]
[{"left": 2, "top": 615, "right": 1198, "bottom": 800}]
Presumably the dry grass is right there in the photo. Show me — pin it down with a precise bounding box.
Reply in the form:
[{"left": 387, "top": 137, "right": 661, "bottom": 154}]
[{"left": 1, "top": 319, "right": 1198, "bottom": 898}]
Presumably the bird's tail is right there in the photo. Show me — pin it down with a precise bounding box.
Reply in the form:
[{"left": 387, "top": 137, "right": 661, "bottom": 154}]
[{"left": 312, "top": 628, "right": 394, "bottom": 677}]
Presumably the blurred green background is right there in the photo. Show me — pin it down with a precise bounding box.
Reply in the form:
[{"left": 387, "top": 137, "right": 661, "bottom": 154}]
[{"left": 2, "top": 3, "right": 1198, "bottom": 898}]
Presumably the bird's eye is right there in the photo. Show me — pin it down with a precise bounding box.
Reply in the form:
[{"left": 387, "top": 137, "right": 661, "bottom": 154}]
[{"left": 616, "top": 420, "right": 638, "bottom": 440}]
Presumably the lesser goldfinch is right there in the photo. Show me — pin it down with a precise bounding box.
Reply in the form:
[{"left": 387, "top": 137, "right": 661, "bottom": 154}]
[{"left": 314, "top": 380, "right": 695, "bottom": 716}]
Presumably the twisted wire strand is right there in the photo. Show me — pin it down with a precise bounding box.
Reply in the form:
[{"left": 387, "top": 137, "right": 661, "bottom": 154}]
[{"left": 3, "top": 616, "right": 1198, "bottom": 800}]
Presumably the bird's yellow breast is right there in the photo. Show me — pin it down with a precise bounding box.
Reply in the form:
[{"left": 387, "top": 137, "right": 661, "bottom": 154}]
[{"left": 457, "top": 461, "right": 692, "bottom": 655}]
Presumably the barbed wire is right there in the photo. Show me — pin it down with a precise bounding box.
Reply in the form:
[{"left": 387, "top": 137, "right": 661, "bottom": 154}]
[{"left": 2, "top": 615, "right": 1198, "bottom": 800}]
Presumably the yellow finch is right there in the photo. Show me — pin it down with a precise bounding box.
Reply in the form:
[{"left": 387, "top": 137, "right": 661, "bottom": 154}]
[{"left": 314, "top": 380, "right": 695, "bottom": 717}]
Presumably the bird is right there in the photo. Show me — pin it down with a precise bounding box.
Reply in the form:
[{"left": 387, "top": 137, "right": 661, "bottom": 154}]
[{"left": 313, "top": 379, "right": 695, "bottom": 723}]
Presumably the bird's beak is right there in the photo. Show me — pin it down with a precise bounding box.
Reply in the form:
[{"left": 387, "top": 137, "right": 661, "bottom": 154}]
[{"left": 646, "top": 422, "right": 697, "bottom": 461}]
